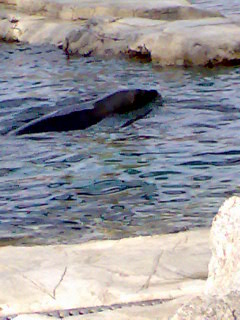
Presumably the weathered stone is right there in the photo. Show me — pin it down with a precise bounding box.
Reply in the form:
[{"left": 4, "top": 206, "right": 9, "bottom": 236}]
[
  {"left": 0, "top": 2, "right": 240, "bottom": 67},
  {"left": 0, "top": 0, "right": 223, "bottom": 21},
  {"left": 172, "top": 292, "right": 240, "bottom": 320},
  {"left": 206, "top": 196, "right": 240, "bottom": 296},
  {"left": 63, "top": 17, "right": 240, "bottom": 66},
  {"left": 0, "top": 229, "right": 210, "bottom": 318},
  {"left": 172, "top": 196, "right": 240, "bottom": 319}
]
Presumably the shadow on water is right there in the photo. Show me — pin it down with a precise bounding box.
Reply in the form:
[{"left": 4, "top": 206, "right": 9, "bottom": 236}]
[{"left": 0, "top": 29, "right": 240, "bottom": 245}]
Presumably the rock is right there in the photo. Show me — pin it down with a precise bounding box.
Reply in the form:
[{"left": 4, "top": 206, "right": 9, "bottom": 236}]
[
  {"left": 172, "top": 292, "right": 240, "bottom": 320},
  {"left": 206, "top": 196, "right": 240, "bottom": 296},
  {"left": 63, "top": 17, "right": 240, "bottom": 66},
  {"left": 0, "top": 0, "right": 240, "bottom": 66},
  {"left": 172, "top": 196, "right": 240, "bottom": 319},
  {"left": 0, "top": 0, "right": 223, "bottom": 21},
  {"left": 0, "top": 1, "right": 240, "bottom": 67}
]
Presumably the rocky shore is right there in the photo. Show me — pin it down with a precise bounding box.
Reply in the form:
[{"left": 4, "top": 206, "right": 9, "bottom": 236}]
[
  {"left": 1, "top": 196, "right": 240, "bottom": 319},
  {"left": 1, "top": 0, "right": 240, "bottom": 66}
]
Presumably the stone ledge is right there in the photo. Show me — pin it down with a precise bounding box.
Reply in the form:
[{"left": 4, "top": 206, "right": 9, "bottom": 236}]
[
  {"left": 0, "top": 1, "right": 240, "bottom": 67},
  {"left": 0, "top": 229, "right": 210, "bottom": 319},
  {"left": 0, "top": 0, "right": 223, "bottom": 21}
]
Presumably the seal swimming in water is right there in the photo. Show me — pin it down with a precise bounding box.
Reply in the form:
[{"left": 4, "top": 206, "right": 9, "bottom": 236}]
[{"left": 12, "top": 89, "right": 160, "bottom": 135}]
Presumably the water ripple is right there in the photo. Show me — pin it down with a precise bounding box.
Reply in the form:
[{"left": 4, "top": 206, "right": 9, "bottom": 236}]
[{"left": 1, "top": 7, "right": 240, "bottom": 244}]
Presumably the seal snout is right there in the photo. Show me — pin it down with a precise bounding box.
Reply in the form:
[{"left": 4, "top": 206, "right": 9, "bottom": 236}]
[
  {"left": 149, "top": 89, "right": 160, "bottom": 98},
  {"left": 134, "top": 89, "right": 161, "bottom": 107}
]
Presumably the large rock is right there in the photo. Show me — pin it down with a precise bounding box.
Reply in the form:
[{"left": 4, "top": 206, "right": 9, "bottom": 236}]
[
  {"left": 0, "top": 0, "right": 223, "bottom": 21},
  {"left": 1, "top": 6, "right": 240, "bottom": 67},
  {"left": 1, "top": 0, "right": 240, "bottom": 67},
  {"left": 64, "top": 16, "right": 240, "bottom": 66},
  {"left": 206, "top": 196, "right": 240, "bottom": 296},
  {"left": 172, "top": 292, "right": 240, "bottom": 320},
  {"left": 172, "top": 196, "right": 240, "bottom": 319},
  {"left": 2, "top": 195, "right": 240, "bottom": 319}
]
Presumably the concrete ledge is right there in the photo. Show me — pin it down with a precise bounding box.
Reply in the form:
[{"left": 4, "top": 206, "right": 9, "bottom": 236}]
[{"left": 0, "top": 229, "right": 210, "bottom": 319}]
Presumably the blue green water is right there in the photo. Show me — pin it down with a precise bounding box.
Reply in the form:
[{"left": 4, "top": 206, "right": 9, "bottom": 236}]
[{"left": 0, "top": 1, "right": 240, "bottom": 245}]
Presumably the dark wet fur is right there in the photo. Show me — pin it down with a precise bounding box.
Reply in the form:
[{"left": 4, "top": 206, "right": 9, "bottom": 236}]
[{"left": 12, "top": 89, "right": 160, "bottom": 135}]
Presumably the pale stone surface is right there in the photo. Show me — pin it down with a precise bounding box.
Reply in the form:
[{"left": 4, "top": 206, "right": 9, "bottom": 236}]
[
  {"left": 172, "top": 292, "right": 240, "bottom": 320},
  {"left": 172, "top": 196, "right": 240, "bottom": 319},
  {"left": 63, "top": 16, "right": 240, "bottom": 66},
  {"left": 0, "top": 0, "right": 223, "bottom": 21},
  {"left": 1, "top": 6, "right": 240, "bottom": 66},
  {"left": 0, "top": 229, "right": 210, "bottom": 319},
  {"left": 1, "top": 0, "right": 240, "bottom": 66},
  {"left": 206, "top": 196, "right": 240, "bottom": 296}
]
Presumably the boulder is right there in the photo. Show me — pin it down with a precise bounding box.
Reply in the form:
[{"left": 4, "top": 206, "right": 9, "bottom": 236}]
[
  {"left": 172, "top": 292, "right": 240, "bottom": 320},
  {"left": 63, "top": 16, "right": 240, "bottom": 66},
  {"left": 172, "top": 196, "right": 240, "bottom": 319},
  {"left": 206, "top": 196, "right": 240, "bottom": 296}
]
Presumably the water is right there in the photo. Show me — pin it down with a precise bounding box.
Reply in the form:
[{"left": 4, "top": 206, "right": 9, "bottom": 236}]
[
  {"left": 0, "top": 1, "right": 240, "bottom": 245},
  {"left": 191, "top": 0, "right": 240, "bottom": 17}
]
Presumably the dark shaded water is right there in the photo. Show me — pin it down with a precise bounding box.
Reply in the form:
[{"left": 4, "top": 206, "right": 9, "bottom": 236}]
[{"left": 0, "top": 1, "right": 240, "bottom": 245}]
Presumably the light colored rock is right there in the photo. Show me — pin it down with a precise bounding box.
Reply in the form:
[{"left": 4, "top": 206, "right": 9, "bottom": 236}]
[
  {"left": 0, "top": 229, "right": 210, "bottom": 319},
  {"left": 206, "top": 196, "right": 240, "bottom": 296},
  {"left": 0, "top": 8, "right": 85, "bottom": 46},
  {"left": 0, "top": 0, "right": 223, "bottom": 21},
  {"left": 63, "top": 16, "right": 240, "bottom": 66},
  {"left": 1, "top": 6, "right": 240, "bottom": 66},
  {"left": 1, "top": 0, "right": 240, "bottom": 67},
  {"left": 13, "top": 316, "right": 51, "bottom": 320},
  {"left": 172, "top": 196, "right": 240, "bottom": 319},
  {"left": 172, "top": 291, "right": 240, "bottom": 320}
]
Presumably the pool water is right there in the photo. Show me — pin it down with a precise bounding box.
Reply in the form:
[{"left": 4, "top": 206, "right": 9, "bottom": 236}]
[{"left": 0, "top": 0, "right": 240, "bottom": 245}]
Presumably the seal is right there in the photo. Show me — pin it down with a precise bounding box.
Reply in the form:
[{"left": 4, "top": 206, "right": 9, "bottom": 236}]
[{"left": 12, "top": 89, "right": 160, "bottom": 135}]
